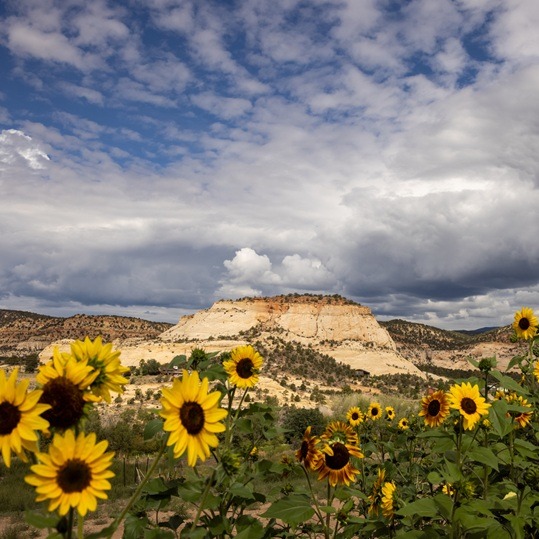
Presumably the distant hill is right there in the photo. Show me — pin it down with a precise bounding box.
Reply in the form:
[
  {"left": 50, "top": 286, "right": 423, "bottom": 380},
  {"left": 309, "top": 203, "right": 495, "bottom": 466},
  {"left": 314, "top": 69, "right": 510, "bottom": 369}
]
[{"left": 0, "top": 309, "right": 172, "bottom": 356}]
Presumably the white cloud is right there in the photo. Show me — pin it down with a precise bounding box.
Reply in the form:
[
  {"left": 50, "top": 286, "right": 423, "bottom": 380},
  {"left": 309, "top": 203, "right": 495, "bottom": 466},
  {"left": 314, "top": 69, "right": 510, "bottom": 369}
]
[
  {"left": 0, "top": 129, "right": 50, "bottom": 170},
  {"left": 0, "top": 1, "right": 538, "bottom": 329},
  {"left": 6, "top": 23, "right": 91, "bottom": 68}
]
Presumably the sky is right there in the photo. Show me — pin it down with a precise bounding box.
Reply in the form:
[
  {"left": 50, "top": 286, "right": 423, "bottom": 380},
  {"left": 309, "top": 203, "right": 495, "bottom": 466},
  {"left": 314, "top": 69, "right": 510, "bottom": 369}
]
[{"left": 0, "top": 0, "right": 538, "bottom": 331}]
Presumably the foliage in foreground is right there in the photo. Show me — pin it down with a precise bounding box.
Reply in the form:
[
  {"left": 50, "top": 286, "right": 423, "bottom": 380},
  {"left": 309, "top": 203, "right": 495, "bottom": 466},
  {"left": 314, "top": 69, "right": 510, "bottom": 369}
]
[{"left": 0, "top": 309, "right": 538, "bottom": 537}]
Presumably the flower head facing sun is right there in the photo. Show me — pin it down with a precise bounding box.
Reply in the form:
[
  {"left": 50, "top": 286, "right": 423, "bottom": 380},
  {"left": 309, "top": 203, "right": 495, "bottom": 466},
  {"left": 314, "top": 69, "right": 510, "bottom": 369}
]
[
  {"left": 506, "top": 394, "right": 533, "bottom": 429},
  {"left": 0, "top": 368, "right": 50, "bottom": 467},
  {"left": 37, "top": 348, "right": 100, "bottom": 432},
  {"left": 346, "top": 406, "right": 364, "bottom": 427},
  {"left": 381, "top": 481, "right": 397, "bottom": 519},
  {"left": 448, "top": 382, "right": 491, "bottom": 430},
  {"left": 512, "top": 307, "right": 538, "bottom": 340},
  {"left": 315, "top": 441, "right": 363, "bottom": 487},
  {"left": 160, "top": 370, "right": 227, "bottom": 466},
  {"left": 70, "top": 337, "right": 129, "bottom": 403},
  {"left": 316, "top": 421, "right": 363, "bottom": 486},
  {"left": 296, "top": 426, "right": 322, "bottom": 470},
  {"left": 419, "top": 390, "right": 450, "bottom": 428},
  {"left": 367, "top": 402, "right": 382, "bottom": 421},
  {"left": 398, "top": 417, "right": 409, "bottom": 430},
  {"left": 223, "top": 345, "right": 263, "bottom": 388},
  {"left": 384, "top": 406, "right": 396, "bottom": 421},
  {"left": 25, "top": 430, "right": 114, "bottom": 517}
]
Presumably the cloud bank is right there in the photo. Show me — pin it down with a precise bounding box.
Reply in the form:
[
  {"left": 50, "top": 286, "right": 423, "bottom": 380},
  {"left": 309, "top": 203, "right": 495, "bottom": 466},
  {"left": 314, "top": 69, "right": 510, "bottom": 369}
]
[{"left": 0, "top": 0, "right": 538, "bottom": 329}]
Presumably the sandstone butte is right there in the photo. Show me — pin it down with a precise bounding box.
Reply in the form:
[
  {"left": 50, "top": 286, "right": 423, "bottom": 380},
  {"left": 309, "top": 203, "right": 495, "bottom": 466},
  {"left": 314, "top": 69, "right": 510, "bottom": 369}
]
[{"left": 40, "top": 295, "right": 425, "bottom": 378}]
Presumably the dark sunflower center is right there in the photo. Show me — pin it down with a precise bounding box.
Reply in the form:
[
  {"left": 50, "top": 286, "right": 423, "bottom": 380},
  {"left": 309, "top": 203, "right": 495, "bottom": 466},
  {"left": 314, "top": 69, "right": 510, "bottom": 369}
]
[
  {"left": 0, "top": 401, "right": 22, "bottom": 435},
  {"left": 57, "top": 459, "right": 92, "bottom": 493},
  {"left": 236, "top": 358, "right": 254, "bottom": 379},
  {"left": 518, "top": 317, "right": 530, "bottom": 330},
  {"left": 40, "top": 378, "right": 86, "bottom": 430},
  {"left": 461, "top": 397, "right": 477, "bottom": 415},
  {"left": 427, "top": 399, "right": 441, "bottom": 416},
  {"left": 352, "top": 413, "right": 359, "bottom": 420},
  {"left": 371, "top": 408, "right": 379, "bottom": 416},
  {"left": 325, "top": 442, "right": 350, "bottom": 470},
  {"left": 179, "top": 402, "right": 205, "bottom": 435},
  {"left": 299, "top": 440, "right": 308, "bottom": 460}
]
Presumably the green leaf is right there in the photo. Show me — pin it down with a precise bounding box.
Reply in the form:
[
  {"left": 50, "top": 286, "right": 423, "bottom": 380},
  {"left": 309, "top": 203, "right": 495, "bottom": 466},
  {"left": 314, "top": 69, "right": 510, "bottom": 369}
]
[
  {"left": 489, "top": 399, "right": 513, "bottom": 438},
  {"left": 467, "top": 446, "right": 499, "bottom": 471},
  {"left": 168, "top": 355, "right": 187, "bottom": 368},
  {"left": 490, "top": 371, "right": 526, "bottom": 395},
  {"left": 24, "top": 511, "right": 60, "bottom": 529},
  {"left": 427, "top": 471, "right": 443, "bottom": 485},
  {"left": 318, "top": 505, "right": 337, "bottom": 514},
  {"left": 506, "top": 355, "right": 525, "bottom": 372},
  {"left": 235, "top": 516, "right": 266, "bottom": 539},
  {"left": 229, "top": 483, "right": 256, "bottom": 502},
  {"left": 144, "top": 418, "right": 164, "bottom": 440},
  {"left": 160, "top": 514, "right": 184, "bottom": 531},
  {"left": 514, "top": 438, "right": 538, "bottom": 459},
  {"left": 396, "top": 497, "right": 440, "bottom": 518},
  {"left": 261, "top": 494, "right": 315, "bottom": 526},
  {"left": 180, "top": 529, "right": 208, "bottom": 539},
  {"left": 433, "top": 493, "right": 453, "bottom": 520},
  {"left": 123, "top": 513, "right": 150, "bottom": 539},
  {"left": 144, "top": 529, "right": 175, "bottom": 538}
]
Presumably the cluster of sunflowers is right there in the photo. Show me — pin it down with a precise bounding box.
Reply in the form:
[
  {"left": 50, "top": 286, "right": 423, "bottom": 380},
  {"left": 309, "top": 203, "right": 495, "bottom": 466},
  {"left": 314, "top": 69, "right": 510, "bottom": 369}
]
[
  {"left": 289, "top": 306, "right": 539, "bottom": 535},
  {"left": 0, "top": 337, "right": 264, "bottom": 536},
  {"left": 0, "top": 336, "right": 129, "bottom": 517},
  {"left": 0, "top": 306, "right": 538, "bottom": 538}
]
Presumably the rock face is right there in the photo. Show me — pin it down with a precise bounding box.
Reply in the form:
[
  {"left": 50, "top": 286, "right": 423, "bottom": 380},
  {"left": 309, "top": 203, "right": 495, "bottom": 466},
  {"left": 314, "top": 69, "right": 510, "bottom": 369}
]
[
  {"left": 161, "top": 295, "right": 395, "bottom": 348},
  {"left": 158, "top": 295, "right": 423, "bottom": 377}
]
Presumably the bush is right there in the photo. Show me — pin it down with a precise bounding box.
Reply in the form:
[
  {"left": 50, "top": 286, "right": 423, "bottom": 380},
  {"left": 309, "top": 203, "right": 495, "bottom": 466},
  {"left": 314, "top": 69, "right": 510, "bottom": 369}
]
[{"left": 280, "top": 406, "right": 326, "bottom": 443}]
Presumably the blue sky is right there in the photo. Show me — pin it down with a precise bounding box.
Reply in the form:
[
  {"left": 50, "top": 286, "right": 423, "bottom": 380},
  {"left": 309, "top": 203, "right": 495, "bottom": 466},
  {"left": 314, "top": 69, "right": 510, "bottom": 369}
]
[{"left": 1, "top": 0, "right": 538, "bottom": 330}]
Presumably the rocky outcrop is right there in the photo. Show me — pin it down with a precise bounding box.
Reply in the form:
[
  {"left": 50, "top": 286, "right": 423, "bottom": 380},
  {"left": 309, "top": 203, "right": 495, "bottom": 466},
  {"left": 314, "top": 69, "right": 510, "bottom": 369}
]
[
  {"left": 158, "top": 295, "right": 424, "bottom": 377},
  {"left": 161, "top": 295, "right": 395, "bottom": 347}
]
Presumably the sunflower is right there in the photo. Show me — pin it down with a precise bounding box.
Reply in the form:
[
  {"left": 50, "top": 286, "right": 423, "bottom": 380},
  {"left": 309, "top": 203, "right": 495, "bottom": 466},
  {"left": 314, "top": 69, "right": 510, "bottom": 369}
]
[
  {"left": 37, "top": 348, "right": 99, "bottom": 432},
  {"left": 25, "top": 430, "right": 114, "bottom": 517},
  {"left": 384, "top": 406, "right": 396, "bottom": 421},
  {"left": 316, "top": 421, "right": 363, "bottom": 486},
  {"left": 296, "top": 426, "right": 322, "bottom": 470},
  {"left": 419, "top": 390, "right": 451, "bottom": 428},
  {"left": 315, "top": 441, "right": 363, "bottom": 487},
  {"left": 448, "top": 382, "right": 491, "bottom": 430},
  {"left": 381, "top": 481, "right": 397, "bottom": 518},
  {"left": 70, "top": 337, "right": 129, "bottom": 403},
  {"left": 160, "top": 370, "right": 227, "bottom": 466},
  {"left": 346, "top": 406, "right": 364, "bottom": 427},
  {"left": 534, "top": 362, "right": 539, "bottom": 385},
  {"left": 398, "top": 417, "right": 409, "bottom": 430},
  {"left": 368, "top": 468, "right": 386, "bottom": 516},
  {"left": 223, "top": 345, "right": 263, "bottom": 388},
  {"left": 367, "top": 402, "right": 382, "bottom": 421},
  {"left": 0, "top": 368, "right": 50, "bottom": 467},
  {"left": 512, "top": 307, "right": 538, "bottom": 340},
  {"left": 507, "top": 394, "right": 533, "bottom": 429}
]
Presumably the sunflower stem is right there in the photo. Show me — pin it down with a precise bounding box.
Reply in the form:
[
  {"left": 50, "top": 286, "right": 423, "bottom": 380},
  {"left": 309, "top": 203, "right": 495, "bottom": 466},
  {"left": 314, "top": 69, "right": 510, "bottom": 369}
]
[
  {"left": 77, "top": 513, "right": 84, "bottom": 539},
  {"left": 66, "top": 508, "right": 74, "bottom": 539},
  {"left": 326, "top": 480, "right": 332, "bottom": 539},
  {"left": 106, "top": 438, "right": 167, "bottom": 538},
  {"left": 299, "top": 464, "right": 327, "bottom": 535},
  {"left": 191, "top": 468, "right": 216, "bottom": 531}
]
